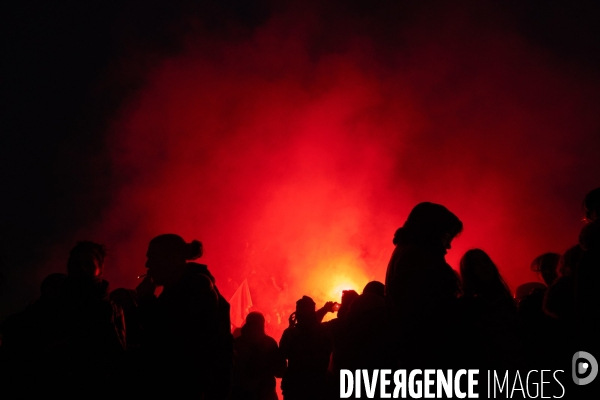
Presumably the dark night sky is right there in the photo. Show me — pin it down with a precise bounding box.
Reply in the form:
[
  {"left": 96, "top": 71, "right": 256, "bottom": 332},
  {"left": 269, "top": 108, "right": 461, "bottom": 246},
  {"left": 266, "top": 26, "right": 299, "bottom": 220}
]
[
  {"left": 1, "top": 0, "right": 273, "bottom": 317},
  {"left": 2, "top": 0, "right": 600, "bottom": 323}
]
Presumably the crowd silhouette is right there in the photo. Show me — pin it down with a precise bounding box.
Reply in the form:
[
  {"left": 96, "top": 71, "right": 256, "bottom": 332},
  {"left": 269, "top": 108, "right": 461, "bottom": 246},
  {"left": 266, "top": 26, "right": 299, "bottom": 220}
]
[{"left": 1, "top": 188, "right": 599, "bottom": 398}]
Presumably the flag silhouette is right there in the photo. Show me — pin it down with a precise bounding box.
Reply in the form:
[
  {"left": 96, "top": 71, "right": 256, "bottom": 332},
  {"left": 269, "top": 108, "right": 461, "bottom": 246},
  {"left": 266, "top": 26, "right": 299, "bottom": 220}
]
[{"left": 229, "top": 278, "right": 253, "bottom": 330}]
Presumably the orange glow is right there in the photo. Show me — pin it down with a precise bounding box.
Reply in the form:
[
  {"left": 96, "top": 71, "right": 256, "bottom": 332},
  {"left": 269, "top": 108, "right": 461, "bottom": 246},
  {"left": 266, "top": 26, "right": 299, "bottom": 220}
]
[
  {"left": 328, "top": 277, "right": 364, "bottom": 300},
  {"left": 300, "top": 255, "right": 371, "bottom": 322}
]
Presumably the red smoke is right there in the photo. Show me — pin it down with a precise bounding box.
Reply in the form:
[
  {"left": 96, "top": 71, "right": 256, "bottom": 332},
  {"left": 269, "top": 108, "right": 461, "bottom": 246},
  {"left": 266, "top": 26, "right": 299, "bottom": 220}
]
[{"left": 81, "top": 1, "right": 600, "bottom": 338}]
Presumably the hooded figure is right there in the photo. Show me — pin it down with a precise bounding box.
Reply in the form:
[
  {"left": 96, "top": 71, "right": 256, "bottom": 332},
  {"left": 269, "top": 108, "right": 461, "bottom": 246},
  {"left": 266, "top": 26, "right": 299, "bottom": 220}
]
[
  {"left": 385, "top": 202, "right": 462, "bottom": 369},
  {"left": 231, "top": 312, "right": 286, "bottom": 400}
]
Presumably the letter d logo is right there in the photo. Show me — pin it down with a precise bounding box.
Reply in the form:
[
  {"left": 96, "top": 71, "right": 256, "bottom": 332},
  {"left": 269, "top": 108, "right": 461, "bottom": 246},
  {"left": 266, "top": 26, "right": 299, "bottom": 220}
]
[{"left": 572, "top": 351, "right": 598, "bottom": 385}]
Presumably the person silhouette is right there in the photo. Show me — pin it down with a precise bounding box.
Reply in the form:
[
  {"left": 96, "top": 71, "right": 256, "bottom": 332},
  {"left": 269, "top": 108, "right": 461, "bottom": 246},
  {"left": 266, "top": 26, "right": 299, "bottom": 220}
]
[
  {"left": 231, "top": 312, "right": 286, "bottom": 400},
  {"left": 458, "top": 249, "right": 523, "bottom": 369},
  {"left": 52, "top": 241, "right": 125, "bottom": 393},
  {"left": 0, "top": 272, "right": 67, "bottom": 392},
  {"left": 530, "top": 253, "right": 560, "bottom": 288},
  {"left": 544, "top": 245, "right": 582, "bottom": 322},
  {"left": 279, "top": 296, "right": 332, "bottom": 400},
  {"left": 342, "top": 280, "right": 393, "bottom": 395},
  {"left": 574, "top": 216, "right": 600, "bottom": 359},
  {"left": 385, "top": 202, "right": 462, "bottom": 369},
  {"left": 136, "top": 234, "right": 232, "bottom": 398}
]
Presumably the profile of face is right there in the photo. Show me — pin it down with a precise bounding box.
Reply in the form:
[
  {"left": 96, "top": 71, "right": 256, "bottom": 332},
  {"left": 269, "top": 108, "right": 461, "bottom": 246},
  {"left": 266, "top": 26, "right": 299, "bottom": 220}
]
[
  {"left": 90, "top": 257, "right": 103, "bottom": 278},
  {"left": 442, "top": 233, "right": 454, "bottom": 250},
  {"left": 74, "top": 253, "right": 103, "bottom": 279}
]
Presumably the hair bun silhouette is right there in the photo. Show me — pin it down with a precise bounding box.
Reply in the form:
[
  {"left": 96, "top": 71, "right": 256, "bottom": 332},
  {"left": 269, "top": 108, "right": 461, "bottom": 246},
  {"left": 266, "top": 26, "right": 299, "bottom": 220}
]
[{"left": 188, "top": 240, "right": 203, "bottom": 260}]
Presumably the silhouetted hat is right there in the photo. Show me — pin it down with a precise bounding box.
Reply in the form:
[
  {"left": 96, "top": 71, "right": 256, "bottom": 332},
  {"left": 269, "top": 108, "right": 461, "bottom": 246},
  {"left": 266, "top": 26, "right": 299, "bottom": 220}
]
[{"left": 394, "top": 202, "right": 462, "bottom": 245}]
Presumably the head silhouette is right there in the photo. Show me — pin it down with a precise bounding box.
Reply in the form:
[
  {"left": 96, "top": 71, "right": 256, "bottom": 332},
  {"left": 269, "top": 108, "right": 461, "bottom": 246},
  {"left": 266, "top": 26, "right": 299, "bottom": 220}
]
[
  {"left": 515, "top": 282, "right": 546, "bottom": 302},
  {"left": 241, "top": 311, "right": 265, "bottom": 338},
  {"left": 40, "top": 272, "right": 67, "bottom": 300},
  {"left": 557, "top": 245, "right": 583, "bottom": 277},
  {"left": 583, "top": 187, "right": 600, "bottom": 223},
  {"left": 362, "top": 281, "right": 385, "bottom": 297},
  {"left": 67, "top": 241, "right": 107, "bottom": 280},
  {"left": 394, "top": 202, "right": 463, "bottom": 250},
  {"left": 338, "top": 289, "right": 359, "bottom": 318},
  {"left": 579, "top": 219, "right": 600, "bottom": 252},
  {"left": 145, "top": 234, "right": 202, "bottom": 286},
  {"left": 530, "top": 253, "right": 560, "bottom": 286},
  {"left": 295, "top": 295, "right": 316, "bottom": 325},
  {"left": 460, "top": 248, "right": 512, "bottom": 301}
]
